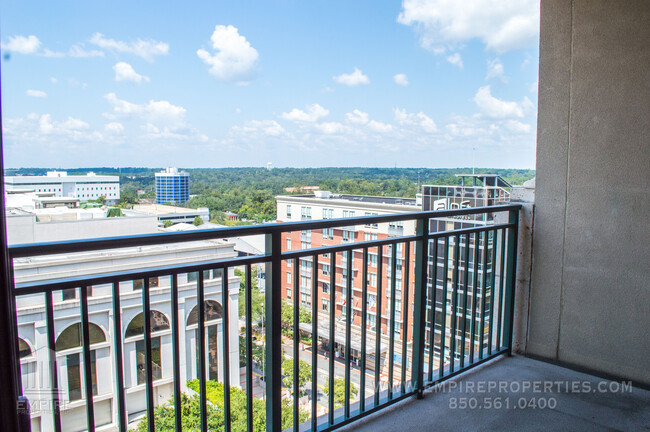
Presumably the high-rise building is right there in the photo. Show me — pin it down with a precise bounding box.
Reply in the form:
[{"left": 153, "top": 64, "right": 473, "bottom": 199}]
[
  {"left": 155, "top": 168, "right": 189, "bottom": 204},
  {"left": 4, "top": 171, "right": 120, "bottom": 205},
  {"left": 275, "top": 176, "right": 512, "bottom": 373},
  {"left": 420, "top": 174, "right": 511, "bottom": 364}
]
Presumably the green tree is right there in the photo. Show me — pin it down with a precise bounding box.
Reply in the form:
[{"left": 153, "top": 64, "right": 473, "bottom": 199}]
[
  {"left": 239, "top": 335, "right": 265, "bottom": 368},
  {"left": 282, "top": 358, "right": 311, "bottom": 396},
  {"left": 234, "top": 268, "right": 265, "bottom": 323},
  {"left": 186, "top": 379, "right": 309, "bottom": 431},
  {"left": 323, "top": 377, "right": 358, "bottom": 409},
  {"left": 280, "top": 300, "right": 311, "bottom": 333},
  {"left": 193, "top": 215, "right": 204, "bottom": 226},
  {"left": 135, "top": 393, "right": 224, "bottom": 432},
  {"left": 163, "top": 220, "right": 173, "bottom": 228}
]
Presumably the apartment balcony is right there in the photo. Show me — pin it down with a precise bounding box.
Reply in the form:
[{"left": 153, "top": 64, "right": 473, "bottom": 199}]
[
  {"left": 2, "top": 197, "right": 649, "bottom": 432},
  {"left": 3, "top": 204, "right": 527, "bottom": 432},
  {"left": 1, "top": 3, "right": 649, "bottom": 431}
]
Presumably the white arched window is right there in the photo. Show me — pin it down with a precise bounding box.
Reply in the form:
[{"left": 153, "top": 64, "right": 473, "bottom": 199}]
[
  {"left": 187, "top": 300, "right": 222, "bottom": 381},
  {"left": 125, "top": 311, "right": 170, "bottom": 386},
  {"left": 55, "top": 323, "right": 107, "bottom": 401}
]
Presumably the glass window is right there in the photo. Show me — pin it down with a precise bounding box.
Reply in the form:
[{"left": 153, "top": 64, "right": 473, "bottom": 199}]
[
  {"left": 55, "top": 323, "right": 106, "bottom": 351},
  {"left": 286, "top": 205, "right": 292, "bottom": 218},
  {"left": 186, "top": 301, "right": 223, "bottom": 326},
  {"left": 287, "top": 272, "right": 291, "bottom": 283},
  {"left": 62, "top": 288, "right": 76, "bottom": 301},
  {"left": 65, "top": 350, "right": 97, "bottom": 401},
  {"left": 136, "top": 337, "right": 162, "bottom": 385},
  {"left": 67, "top": 353, "right": 82, "bottom": 401},
  {"left": 322, "top": 282, "right": 329, "bottom": 293},
  {"left": 18, "top": 338, "right": 31, "bottom": 359},
  {"left": 125, "top": 311, "right": 170, "bottom": 338},
  {"left": 322, "top": 263, "right": 330, "bottom": 275},
  {"left": 286, "top": 238, "right": 291, "bottom": 250},
  {"left": 322, "top": 299, "right": 329, "bottom": 311},
  {"left": 364, "top": 212, "right": 379, "bottom": 228}
]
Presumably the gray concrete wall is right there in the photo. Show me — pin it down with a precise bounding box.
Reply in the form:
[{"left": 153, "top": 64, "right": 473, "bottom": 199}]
[{"left": 529, "top": 0, "right": 650, "bottom": 385}]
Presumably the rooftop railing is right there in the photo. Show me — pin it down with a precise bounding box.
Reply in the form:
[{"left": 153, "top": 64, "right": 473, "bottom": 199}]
[{"left": 4, "top": 204, "right": 520, "bottom": 432}]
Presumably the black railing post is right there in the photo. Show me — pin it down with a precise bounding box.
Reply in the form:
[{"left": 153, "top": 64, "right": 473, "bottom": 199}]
[
  {"left": 503, "top": 210, "right": 519, "bottom": 355},
  {"left": 17, "top": 395, "right": 31, "bottom": 432},
  {"left": 411, "top": 217, "right": 428, "bottom": 399},
  {"left": 0, "top": 57, "right": 22, "bottom": 432},
  {"left": 264, "top": 232, "right": 283, "bottom": 432}
]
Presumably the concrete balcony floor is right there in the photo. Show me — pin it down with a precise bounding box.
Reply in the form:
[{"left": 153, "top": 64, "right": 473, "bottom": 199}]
[{"left": 339, "top": 356, "right": 650, "bottom": 432}]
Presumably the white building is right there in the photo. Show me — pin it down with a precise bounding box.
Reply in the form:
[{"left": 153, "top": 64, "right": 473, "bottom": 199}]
[
  {"left": 4, "top": 171, "right": 120, "bottom": 205},
  {"left": 6, "top": 196, "right": 241, "bottom": 432},
  {"left": 129, "top": 204, "right": 210, "bottom": 226}
]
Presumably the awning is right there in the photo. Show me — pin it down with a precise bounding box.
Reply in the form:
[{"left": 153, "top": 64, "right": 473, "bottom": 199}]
[{"left": 299, "top": 320, "right": 388, "bottom": 355}]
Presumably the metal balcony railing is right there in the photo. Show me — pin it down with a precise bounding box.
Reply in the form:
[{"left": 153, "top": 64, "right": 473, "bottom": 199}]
[{"left": 3, "top": 204, "right": 520, "bottom": 432}]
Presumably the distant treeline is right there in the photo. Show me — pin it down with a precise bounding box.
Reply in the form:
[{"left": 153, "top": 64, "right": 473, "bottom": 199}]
[{"left": 5, "top": 167, "right": 535, "bottom": 224}]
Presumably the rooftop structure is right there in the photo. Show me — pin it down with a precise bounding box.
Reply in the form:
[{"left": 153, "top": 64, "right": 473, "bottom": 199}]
[
  {"left": 129, "top": 204, "right": 209, "bottom": 226},
  {"left": 4, "top": 171, "right": 120, "bottom": 205}
]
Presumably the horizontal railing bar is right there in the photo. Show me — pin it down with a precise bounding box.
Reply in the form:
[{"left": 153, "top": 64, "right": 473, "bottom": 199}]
[
  {"left": 280, "top": 235, "right": 419, "bottom": 259},
  {"left": 8, "top": 204, "right": 521, "bottom": 258},
  {"left": 425, "top": 223, "right": 515, "bottom": 240},
  {"left": 12, "top": 220, "right": 515, "bottom": 295}
]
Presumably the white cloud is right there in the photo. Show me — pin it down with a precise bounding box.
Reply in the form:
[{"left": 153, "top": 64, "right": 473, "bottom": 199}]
[
  {"left": 345, "top": 109, "right": 369, "bottom": 125},
  {"left": 343, "top": 109, "right": 392, "bottom": 133},
  {"left": 314, "top": 122, "right": 345, "bottom": 134},
  {"left": 230, "top": 120, "right": 288, "bottom": 141},
  {"left": 50, "top": 77, "right": 58, "bottom": 84},
  {"left": 113, "top": 62, "right": 150, "bottom": 84},
  {"left": 26, "top": 89, "right": 47, "bottom": 98},
  {"left": 68, "top": 44, "right": 104, "bottom": 58},
  {"left": 90, "top": 33, "right": 169, "bottom": 62},
  {"left": 504, "top": 120, "right": 531, "bottom": 133},
  {"left": 102, "top": 93, "right": 208, "bottom": 144},
  {"left": 104, "top": 122, "right": 125, "bottom": 134},
  {"left": 196, "top": 25, "right": 259, "bottom": 81},
  {"left": 333, "top": 67, "right": 370, "bottom": 86},
  {"left": 473, "top": 85, "right": 533, "bottom": 118},
  {"left": 1, "top": 35, "right": 101, "bottom": 58},
  {"left": 486, "top": 58, "right": 506, "bottom": 81},
  {"left": 1, "top": 35, "right": 41, "bottom": 54},
  {"left": 367, "top": 120, "right": 393, "bottom": 133},
  {"left": 280, "top": 104, "right": 329, "bottom": 122},
  {"left": 446, "top": 53, "right": 463, "bottom": 69},
  {"left": 393, "top": 73, "right": 409, "bottom": 86},
  {"left": 394, "top": 108, "right": 438, "bottom": 132},
  {"left": 530, "top": 79, "right": 538, "bottom": 93},
  {"left": 104, "top": 93, "right": 186, "bottom": 125},
  {"left": 37, "top": 114, "right": 91, "bottom": 137},
  {"left": 398, "top": 0, "right": 540, "bottom": 53}
]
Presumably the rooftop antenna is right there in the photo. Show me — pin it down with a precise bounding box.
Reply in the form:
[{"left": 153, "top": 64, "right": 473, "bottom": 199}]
[{"left": 472, "top": 147, "right": 476, "bottom": 175}]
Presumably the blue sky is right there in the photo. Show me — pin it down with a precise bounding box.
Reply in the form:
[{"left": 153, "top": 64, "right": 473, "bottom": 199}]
[{"left": 0, "top": 0, "right": 540, "bottom": 169}]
